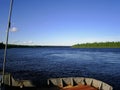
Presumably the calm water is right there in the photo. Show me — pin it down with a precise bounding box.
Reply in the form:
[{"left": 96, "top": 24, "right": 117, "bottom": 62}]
[{"left": 0, "top": 47, "right": 120, "bottom": 90}]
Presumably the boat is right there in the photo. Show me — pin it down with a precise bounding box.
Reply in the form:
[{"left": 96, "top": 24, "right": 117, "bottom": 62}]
[
  {"left": 0, "top": 0, "right": 113, "bottom": 90},
  {"left": 0, "top": 73, "right": 112, "bottom": 90}
]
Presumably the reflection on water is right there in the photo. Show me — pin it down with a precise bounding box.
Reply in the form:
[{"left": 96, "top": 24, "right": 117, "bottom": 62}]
[{"left": 0, "top": 47, "right": 120, "bottom": 90}]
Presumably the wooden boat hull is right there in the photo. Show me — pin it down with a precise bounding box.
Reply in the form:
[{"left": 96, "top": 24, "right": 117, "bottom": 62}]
[
  {"left": 48, "top": 77, "right": 113, "bottom": 90},
  {"left": 0, "top": 74, "right": 113, "bottom": 90}
]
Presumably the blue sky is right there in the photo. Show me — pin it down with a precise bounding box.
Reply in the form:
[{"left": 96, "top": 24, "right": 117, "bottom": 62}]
[{"left": 0, "top": 0, "right": 120, "bottom": 46}]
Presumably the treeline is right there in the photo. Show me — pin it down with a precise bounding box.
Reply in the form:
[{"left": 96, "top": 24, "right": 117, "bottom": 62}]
[
  {"left": 0, "top": 43, "right": 43, "bottom": 49},
  {"left": 72, "top": 42, "right": 120, "bottom": 48},
  {"left": 0, "top": 42, "right": 4, "bottom": 49},
  {"left": 7, "top": 44, "right": 42, "bottom": 48},
  {"left": 0, "top": 43, "right": 67, "bottom": 49}
]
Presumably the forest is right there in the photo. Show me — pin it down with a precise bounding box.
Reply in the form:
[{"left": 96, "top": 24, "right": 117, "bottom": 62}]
[
  {"left": 0, "top": 42, "right": 4, "bottom": 49},
  {"left": 0, "top": 42, "right": 43, "bottom": 49},
  {"left": 72, "top": 42, "right": 120, "bottom": 48},
  {"left": 1, "top": 42, "right": 120, "bottom": 49},
  {"left": 0, "top": 43, "right": 64, "bottom": 49}
]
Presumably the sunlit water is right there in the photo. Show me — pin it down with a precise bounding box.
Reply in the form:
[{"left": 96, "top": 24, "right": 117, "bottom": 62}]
[{"left": 0, "top": 47, "right": 120, "bottom": 90}]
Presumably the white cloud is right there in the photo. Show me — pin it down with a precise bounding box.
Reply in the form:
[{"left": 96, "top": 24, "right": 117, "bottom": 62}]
[
  {"left": 10, "top": 27, "right": 18, "bottom": 32},
  {"left": 75, "top": 37, "right": 120, "bottom": 44},
  {"left": 9, "top": 40, "right": 34, "bottom": 45},
  {"left": 12, "top": 40, "right": 20, "bottom": 43},
  {"left": 23, "top": 41, "right": 34, "bottom": 44}
]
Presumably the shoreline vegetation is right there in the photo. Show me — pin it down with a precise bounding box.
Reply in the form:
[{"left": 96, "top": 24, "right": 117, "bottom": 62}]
[
  {"left": 0, "top": 42, "right": 4, "bottom": 49},
  {"left": 1, "top": 42, "right": 120, "bottom": 49},
  {"left": 0, "top": 42, "right": 68, "bottom": 49},
  {"left": 72, "top": 42, "right": 120, "bottom": 48},
  {"left": 0, "top": 42, "right": 43, "bottom": 49}
]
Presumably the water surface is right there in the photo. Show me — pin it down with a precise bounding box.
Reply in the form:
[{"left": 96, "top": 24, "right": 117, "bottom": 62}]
[{"left": 0, "top": 47, "right": 120, "bottom": 90}]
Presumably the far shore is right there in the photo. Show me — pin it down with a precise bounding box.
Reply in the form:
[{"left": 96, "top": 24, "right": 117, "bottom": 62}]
[
  {"left": 0, "top": 43, "right": 70, "bottom": 49},
  {"left": 1, "top": 41, "right": 120, "bottom": 49},
  {"left": 72, "top": 41, "right": 120, "bottom": 48}
]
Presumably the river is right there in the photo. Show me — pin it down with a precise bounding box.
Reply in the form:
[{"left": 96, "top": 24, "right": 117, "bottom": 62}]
[{"left": 0, "top": 47, "right": 120, "bottom": 90}]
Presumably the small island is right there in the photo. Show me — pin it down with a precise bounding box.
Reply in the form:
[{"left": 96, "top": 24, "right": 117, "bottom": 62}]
[{"left": 72, "top": 42, "right": 120, "bottom": 48}]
